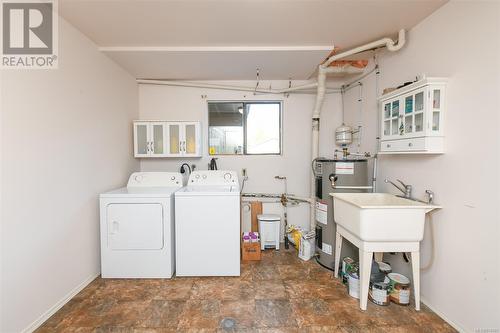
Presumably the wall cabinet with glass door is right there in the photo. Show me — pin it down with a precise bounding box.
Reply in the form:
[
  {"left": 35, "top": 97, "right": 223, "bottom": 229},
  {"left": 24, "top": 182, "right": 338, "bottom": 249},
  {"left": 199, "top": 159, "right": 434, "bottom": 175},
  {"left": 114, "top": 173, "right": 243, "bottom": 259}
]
[
  {"left": 133, "top": 121, "right": 201, "bottom": 158},
  {"left": 379, "top": 77, "right": 447, "bottom": 154}
]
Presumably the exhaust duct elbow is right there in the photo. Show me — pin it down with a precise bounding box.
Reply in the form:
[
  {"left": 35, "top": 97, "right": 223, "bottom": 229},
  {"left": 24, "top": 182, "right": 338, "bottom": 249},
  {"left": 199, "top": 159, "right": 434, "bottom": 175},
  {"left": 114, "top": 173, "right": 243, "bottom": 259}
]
[{"left": 387, "top": 29, "right": 406, "bottom": 52}]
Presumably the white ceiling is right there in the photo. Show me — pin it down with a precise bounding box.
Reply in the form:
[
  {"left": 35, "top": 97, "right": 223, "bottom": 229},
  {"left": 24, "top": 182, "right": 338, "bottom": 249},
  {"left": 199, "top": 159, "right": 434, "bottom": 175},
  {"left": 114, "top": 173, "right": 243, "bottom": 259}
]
[
  {"left": 59, "top": 0, "right": 447, "bottom": 80},
  {"left": 97, "top": 47, "right": 334, "bottom": 80}
]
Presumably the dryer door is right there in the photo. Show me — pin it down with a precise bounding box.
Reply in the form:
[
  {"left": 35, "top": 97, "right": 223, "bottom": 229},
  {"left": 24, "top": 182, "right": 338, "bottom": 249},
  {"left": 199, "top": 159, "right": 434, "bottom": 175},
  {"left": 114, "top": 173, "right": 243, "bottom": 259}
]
[{"left": 106, "top": 203, "right": 163, "bottom": 250}]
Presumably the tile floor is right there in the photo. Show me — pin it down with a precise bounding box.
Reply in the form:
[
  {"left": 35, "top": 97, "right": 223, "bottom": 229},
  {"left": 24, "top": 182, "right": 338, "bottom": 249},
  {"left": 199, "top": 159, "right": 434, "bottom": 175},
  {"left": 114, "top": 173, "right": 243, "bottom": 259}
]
[{"left": 36, "top": 248, "right": 456, "bottom": 332}]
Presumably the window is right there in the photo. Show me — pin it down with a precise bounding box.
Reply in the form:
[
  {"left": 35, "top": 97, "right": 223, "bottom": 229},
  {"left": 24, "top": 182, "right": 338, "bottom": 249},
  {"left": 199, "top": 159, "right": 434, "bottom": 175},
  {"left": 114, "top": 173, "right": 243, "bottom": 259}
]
[{"left": 208, "top": 101, "right": 281, "bottom": 155}]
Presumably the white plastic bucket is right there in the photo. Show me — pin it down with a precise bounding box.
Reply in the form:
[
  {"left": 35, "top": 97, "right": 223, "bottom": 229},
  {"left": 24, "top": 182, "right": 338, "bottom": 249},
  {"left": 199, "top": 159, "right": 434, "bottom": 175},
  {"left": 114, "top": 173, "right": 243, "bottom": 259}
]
[
  {"left": 348, "top": 272, "right": 360, "bottom": 299},
  {"left": 298, "top": 237, "right": 315, "bottom": 261}
]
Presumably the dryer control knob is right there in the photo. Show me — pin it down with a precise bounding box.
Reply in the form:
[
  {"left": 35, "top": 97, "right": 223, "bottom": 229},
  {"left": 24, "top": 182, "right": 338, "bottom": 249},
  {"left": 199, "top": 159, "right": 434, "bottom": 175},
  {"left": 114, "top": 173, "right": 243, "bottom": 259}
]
[
  {"left": 134, "top": 175, "right": 143, "bottom": 183},
  {"left": 171, "top": 176, "right": 176, "bottom": 180},
  {"left": 202, "top": 175, "right": 207, "bottom": 179},
  {"left": 195, "top": 174, "right": 200, "bottom": 179},
  {"left": 224, "top": 172, "right": 232, "bottom": 180}
]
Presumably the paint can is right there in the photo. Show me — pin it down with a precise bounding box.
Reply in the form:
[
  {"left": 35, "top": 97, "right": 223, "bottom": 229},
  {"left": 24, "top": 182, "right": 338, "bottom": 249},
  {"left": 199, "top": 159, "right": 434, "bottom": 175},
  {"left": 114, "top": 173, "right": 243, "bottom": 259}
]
[
  {"left": 386, "top": 273, "right": 411, "bottom": 305},
  {"left": 341, "top": 257, "right": 355, "bottom": 285},
  {"left": 369, "top": 282, "right": 390, "bottom": 306},
  {"left": 347, "top": 271, "right": 360, "bottom": 299}
]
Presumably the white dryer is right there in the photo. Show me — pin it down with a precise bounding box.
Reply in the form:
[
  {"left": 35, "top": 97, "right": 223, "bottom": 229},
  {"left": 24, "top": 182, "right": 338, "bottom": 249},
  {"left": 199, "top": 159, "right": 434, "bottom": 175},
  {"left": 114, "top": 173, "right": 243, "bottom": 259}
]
[
  {"left": 99, "top": 172, "right": 182, "bottom": 278},
  {"left": 175, "top": 170, "right": 240, "bottom": 276}
]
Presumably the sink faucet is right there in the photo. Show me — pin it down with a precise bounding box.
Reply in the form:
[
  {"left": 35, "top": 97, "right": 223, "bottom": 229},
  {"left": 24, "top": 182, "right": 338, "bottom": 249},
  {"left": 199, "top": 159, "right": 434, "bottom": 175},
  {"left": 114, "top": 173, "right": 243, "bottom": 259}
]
[{"left": 385, "top": 179, "right": 412, "bottom": 199}]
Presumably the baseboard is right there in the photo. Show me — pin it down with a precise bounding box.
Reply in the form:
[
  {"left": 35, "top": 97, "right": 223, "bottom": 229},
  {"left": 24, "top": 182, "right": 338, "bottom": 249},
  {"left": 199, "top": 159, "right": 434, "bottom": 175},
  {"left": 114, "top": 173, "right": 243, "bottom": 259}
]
[
  {"left": 421, "top": 296, "right": 467, "bottom": 333},
  {"left": 22, "top": 272, "right": 100, "bottom": 333}
]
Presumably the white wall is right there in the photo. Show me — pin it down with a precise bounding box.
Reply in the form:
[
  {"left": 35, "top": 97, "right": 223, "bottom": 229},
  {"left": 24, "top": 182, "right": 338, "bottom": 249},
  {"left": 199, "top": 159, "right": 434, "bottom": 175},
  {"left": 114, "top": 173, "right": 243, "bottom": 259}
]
[
  {"left": 0, "top": 17, "right": 139, "bottom": 332},
  {"left": 342, "top": 2, "right": 500, "bottom": 332},
  {"left": 139, "top": 82, "right": 343, "bottom": 232}
]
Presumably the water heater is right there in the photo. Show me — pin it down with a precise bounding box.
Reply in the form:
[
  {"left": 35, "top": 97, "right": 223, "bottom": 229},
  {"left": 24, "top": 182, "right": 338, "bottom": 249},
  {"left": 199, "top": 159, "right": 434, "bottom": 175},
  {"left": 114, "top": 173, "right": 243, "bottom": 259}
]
[{"left": 314, "top": 158, "right": 371, "bottom": 270}]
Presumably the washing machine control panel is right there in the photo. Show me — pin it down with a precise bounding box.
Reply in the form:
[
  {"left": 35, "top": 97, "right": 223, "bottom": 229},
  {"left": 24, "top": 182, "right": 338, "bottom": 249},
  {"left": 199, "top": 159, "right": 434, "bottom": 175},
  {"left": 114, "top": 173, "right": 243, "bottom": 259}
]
[
  {"left": 189, "top": 170, "right": 238, "bottom": 185},
  {"left": 127, "top": 172, "right": 182, "bottom": 187}
]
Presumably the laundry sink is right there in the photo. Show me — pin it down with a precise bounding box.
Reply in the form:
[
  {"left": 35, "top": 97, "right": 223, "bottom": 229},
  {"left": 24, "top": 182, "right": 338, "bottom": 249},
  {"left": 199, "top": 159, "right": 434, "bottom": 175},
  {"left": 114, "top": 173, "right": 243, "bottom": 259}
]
[{"left": 330, "top": 193, "right": 440, "bottom": 242}]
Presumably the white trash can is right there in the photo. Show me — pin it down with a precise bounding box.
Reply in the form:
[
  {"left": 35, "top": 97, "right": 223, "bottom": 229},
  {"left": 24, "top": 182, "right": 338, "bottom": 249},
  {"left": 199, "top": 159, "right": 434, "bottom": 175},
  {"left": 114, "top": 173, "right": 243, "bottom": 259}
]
[{"left": 258, "top": 214, "right": 281, "bottom": 250}]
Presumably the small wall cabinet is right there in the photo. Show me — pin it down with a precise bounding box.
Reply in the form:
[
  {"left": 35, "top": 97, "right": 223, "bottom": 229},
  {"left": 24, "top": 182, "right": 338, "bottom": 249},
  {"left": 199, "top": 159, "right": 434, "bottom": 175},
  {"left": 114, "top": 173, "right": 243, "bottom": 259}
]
[
  {"left": 133, "top": 121, "right": 201, "bottom": 158},
  {"left": 379, "top": 77, "right": 447, "bottom": 154}
]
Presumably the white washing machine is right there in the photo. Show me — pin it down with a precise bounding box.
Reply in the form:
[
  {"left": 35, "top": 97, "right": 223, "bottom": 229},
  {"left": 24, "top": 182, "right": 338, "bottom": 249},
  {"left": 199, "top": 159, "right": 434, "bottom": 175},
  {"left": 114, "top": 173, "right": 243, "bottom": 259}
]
[
  {"left": 175, "top": 170, "right": 240, "bottom": 276},
  {"left": 99, "top": 172, "right": 182, "bottom": 278}
]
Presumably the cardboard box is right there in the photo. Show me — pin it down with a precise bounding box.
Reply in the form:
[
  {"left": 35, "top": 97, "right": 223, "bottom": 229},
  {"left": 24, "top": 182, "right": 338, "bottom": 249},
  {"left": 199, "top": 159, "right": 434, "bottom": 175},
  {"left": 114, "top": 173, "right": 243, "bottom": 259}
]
[{"left": 242, "top": 242, "right": 261, "bottom": 261}]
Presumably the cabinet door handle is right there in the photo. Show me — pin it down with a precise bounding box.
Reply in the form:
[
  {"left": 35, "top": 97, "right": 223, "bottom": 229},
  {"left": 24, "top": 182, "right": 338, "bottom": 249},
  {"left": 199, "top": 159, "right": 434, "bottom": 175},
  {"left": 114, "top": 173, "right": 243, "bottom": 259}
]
[
  {"left": 408, "top": 142, "right": 413, "bottom": 147},
  {"left": 150, "top": 141, "right": 154, "bottom": 153},
  {"left": 146, "top": 142, "right": 150, "bottom": 153},
  {"left": 111, "top": 221, "right": 119, "bottom": 235}
]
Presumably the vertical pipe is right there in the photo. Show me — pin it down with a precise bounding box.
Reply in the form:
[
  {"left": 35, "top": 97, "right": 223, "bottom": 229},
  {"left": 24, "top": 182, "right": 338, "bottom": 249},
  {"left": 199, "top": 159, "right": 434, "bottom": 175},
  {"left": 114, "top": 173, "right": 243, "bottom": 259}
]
[
  {"left": 357, "top": 84, "right": 363, "bottom": 153},
  {"left": 310, "top": 117, "right": 320, "bottom": 230},
  {"left": 373, "top": 61, "right": 381, "bottom": 193},
  {"left": 375, "top": 60, "right": 381, "bottom": 151},
  {"left": 310, "top": 69, "right": 326, "bottom": 230}
]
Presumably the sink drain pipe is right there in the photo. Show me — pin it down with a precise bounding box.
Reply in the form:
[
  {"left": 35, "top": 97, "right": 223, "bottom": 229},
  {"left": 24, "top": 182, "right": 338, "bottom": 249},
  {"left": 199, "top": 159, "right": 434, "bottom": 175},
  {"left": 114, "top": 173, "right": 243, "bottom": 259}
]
[{"left": 309, "top": 30, "right": 406, "bottom": 231}]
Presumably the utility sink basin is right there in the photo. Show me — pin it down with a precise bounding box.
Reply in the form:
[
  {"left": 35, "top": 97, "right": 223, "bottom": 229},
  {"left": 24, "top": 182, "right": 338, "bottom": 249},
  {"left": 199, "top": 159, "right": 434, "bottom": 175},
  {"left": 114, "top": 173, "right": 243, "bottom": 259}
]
[{"left": 330, "top": 193, "right": 441, "bottom": 242}]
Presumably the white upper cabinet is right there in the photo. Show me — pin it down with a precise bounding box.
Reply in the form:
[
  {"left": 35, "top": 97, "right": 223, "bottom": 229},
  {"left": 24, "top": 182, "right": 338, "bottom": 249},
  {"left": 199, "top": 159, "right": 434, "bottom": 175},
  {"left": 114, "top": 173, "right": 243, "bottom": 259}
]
[
  {"left": 183, "top": 122, "right": 202, "bottom": 157},
  {"left": 134, "top": 122, "right": 150, "bottom": 157},
  {"left": 133, "top": 121, "right": 201, "bottom": 158},
  {"left": 379, "top": 77, "right": 447, "bottom": 154}
]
